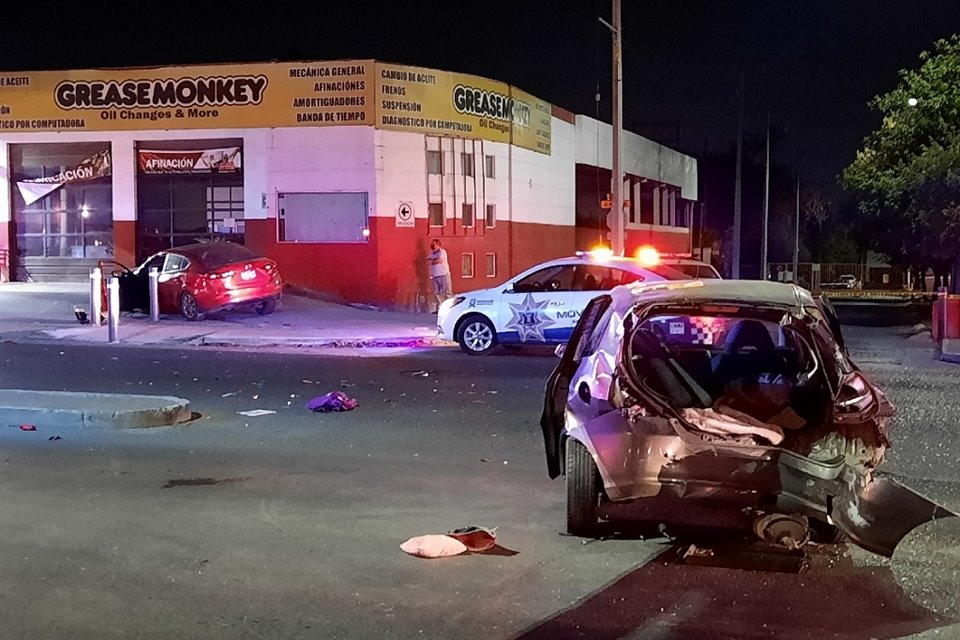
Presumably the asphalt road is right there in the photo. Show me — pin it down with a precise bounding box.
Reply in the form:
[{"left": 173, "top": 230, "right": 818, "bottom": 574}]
[{"left": 0, "top": 328, "right": 958, "bottom": 639}]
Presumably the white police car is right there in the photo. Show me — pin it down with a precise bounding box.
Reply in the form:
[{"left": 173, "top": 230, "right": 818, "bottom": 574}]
[{"left": 437, "top": 248, "right": 717, "bottom": 355}]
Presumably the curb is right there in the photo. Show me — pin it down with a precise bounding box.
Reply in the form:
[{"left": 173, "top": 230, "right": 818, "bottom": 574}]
[
  {"left": 1, "top": 389, "right": 193, "bottom": 429},
  {"left": 194, "top": 335, "right": 453, "bottom": 349}
]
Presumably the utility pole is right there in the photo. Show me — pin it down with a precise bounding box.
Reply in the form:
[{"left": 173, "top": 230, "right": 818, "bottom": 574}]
[
  {"left": 761, "top": 111, "right": 770, "bottom": 280},
  {"left": 609, "top": 0, "right": 624, "bottom": 255},
  {"left": 732, "top": 73, "right": 744, "bottom": 278},
  {"left": 793, "top": 174, "right": 800, "bottom": 283}
]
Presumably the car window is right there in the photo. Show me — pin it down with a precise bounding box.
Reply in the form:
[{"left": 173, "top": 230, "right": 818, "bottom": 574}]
[
  {"left": 141, "top": 254, "right": 165, "bottom": 273},
  {"left": 513, "top": 265, "right": 576, "bottom": 293},
  {"left": 163, "top": 254, "right": 189, "bottom": 273},
  {"left": 646, "top": 263, "right": 699, "bottom": 280},
  {"left": 698, "top": 265, "right": 721, "bottom": 279},
  {"left": 657, "top": 262, "right": 720, "bottom": 279},
  {"left": 573, "top": 265, "right": 643, "bottom": 291},
  {"left": 194, "top": 243, "right": 258, "bottom": 270},
  {"left": 570, "top": 296, "right": 613, "bottom": 361}
]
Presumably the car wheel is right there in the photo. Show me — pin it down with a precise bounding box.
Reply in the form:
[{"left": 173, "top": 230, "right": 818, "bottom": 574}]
[
  {"left": 255, "top": 298, "right": 277, "bottom": 315},
  {"left": 179, "top": 292, "right": 203, "bottom": 321},
  {"left": 458, "top": 315, "right": 497, "bottom": 355},
  {"left": 566, "top": 439, "right": 601, "bottom": 537}
]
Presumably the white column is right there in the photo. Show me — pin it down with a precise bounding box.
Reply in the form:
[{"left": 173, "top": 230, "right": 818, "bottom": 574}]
[
  {"left": 111, "top": 139, "right": 136, "bottom": 222},
  {"left": 0, "top": 141, "right": 10, "bottom": 225}
]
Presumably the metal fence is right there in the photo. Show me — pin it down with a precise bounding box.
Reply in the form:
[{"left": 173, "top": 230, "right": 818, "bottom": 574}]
[{"left": 756, "top": 263, "right": 912, "bottom": 291}]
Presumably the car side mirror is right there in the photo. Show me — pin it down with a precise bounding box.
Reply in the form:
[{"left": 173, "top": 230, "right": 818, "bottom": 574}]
[{"left": 554, "top": 344, "right": 566, "bottom": 358}]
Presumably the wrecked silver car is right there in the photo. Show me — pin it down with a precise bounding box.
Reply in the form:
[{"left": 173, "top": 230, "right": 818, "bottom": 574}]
[{"left": 540, "top": 280, "right": 957, "bottom": 557}]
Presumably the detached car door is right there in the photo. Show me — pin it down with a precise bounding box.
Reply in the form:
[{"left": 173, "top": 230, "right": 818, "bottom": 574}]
[{"left": 540, "top": 294, "right": 613, "bottom": 478}]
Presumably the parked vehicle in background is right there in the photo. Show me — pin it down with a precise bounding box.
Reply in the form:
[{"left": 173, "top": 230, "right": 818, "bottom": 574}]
[
  {"left": 110, "top": 241, "right": 283, "bottom": 321},
  {"left": 437, "top": 247, "right": 714, "bottom": 355},
  {"left": 821, "top": 274, "right": 861, "bottom": 290}
]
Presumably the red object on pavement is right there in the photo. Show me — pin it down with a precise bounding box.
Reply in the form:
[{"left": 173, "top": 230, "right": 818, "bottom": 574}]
[
  {"left": 943, "top": 296, "right": 960, "bottom": 340},
  {"left": 19, "top": 424, "right": 37, "bottom": 431}
]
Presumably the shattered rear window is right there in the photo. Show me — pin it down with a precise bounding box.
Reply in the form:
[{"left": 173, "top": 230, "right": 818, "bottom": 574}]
[{"left": 626, "top": 313, "right": 820, "bottom": 417}]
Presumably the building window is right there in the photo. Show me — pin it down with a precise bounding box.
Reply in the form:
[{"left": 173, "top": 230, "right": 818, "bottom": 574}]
[
  {"left": 677, "top": 200, "right": 690, "bottom": 227},
  {"left": 427, "top": 150, "right": 443, "bottom": 175},
  {"left": 428, "top": 202, "right": 445, "bottom": 226},
  {"left": 484, "top": 155, "right": 495, "bottom": 179},
  {"left": 461, "top": 203, "right": 474, "bottom": 227},
  {"left": 461, "top": 153, "right": 474, "bottom": 176},
  {"left": 277, "top": 192, "right": 369, "bottom": 243},
  {"left": 10, "top": 142, "right": 114, "bottom": 263},
  {"left": 485, "top": 252, "right": 497, "bottom": 277},
  {"left": 485, "top": 204, "right": 496, "bottom": 228},
  {"left": 461, "top": 252, "right": 475, "bottom": 278}
]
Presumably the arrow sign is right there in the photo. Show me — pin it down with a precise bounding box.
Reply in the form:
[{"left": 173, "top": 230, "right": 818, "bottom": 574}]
[{"left": 396, "top": 201, "right": 414, "bottom": 227}]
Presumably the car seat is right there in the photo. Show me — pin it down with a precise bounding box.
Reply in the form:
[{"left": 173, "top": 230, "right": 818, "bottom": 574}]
[{"left": 711, "top": 319, "right": 782, "bottom": 386}]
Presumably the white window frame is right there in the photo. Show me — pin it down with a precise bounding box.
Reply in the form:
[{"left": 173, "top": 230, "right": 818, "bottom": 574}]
[
  {"left": 428, "top": 202, "right": 445, "bottom": 227},
  {"left": 484, "top": 155, "right": 495, "bottom": 179},
  {"left": 485, "top": 252, "right": 497, "bottom": 278}
]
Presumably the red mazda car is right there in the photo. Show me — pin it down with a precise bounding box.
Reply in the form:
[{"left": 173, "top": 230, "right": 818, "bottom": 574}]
[{"left": 112, "top": 242, "right": 282, "bottom": 321}]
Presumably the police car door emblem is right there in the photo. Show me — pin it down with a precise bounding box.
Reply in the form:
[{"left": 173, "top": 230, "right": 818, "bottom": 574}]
[{"left": 506, "top": 293, "right": 555, "bottom": 342}]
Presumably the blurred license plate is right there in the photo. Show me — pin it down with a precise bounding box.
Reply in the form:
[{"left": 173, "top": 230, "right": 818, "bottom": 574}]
[{"left": 240, "top": 269, "right": 256, "bottom": 281}]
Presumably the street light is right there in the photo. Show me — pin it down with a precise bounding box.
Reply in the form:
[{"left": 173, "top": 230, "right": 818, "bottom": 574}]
[{"left": 907, "top": 97, "right": 919, "bottom": 107}]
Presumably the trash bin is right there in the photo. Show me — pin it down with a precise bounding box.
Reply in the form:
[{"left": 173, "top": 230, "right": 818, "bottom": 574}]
[
  {"left": 943, "top": 295, "right": 960, "bottom": 339},
  {"left": 933, "top": 298, "right": 943, "bottom": 342}
]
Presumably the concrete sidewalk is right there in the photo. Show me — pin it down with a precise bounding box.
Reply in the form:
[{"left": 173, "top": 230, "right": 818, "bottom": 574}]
[
  {"left": 0, "top": 282, "right": 450, "bottom": 350},
  {"left": 1, "top": 389, "right": 192, "bottom": 429},
  {"left": 0, "top": 282, "right": 451, "bottom": 426}
]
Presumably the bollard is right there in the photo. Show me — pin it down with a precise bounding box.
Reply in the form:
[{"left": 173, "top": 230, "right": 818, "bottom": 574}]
[
  {"left": 149, "top": 267, "right": 160, "bottom": 322},
  {"left": 107, "top": 276, "right": 120, "bottom": 343},
  {"left": 89, "top": 267, "right": 103, "bottom": 327}
]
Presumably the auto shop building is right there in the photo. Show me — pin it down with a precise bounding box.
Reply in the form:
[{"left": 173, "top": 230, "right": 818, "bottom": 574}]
[{"left": 0, "top": 59, "right": 698, "bottom": 308}]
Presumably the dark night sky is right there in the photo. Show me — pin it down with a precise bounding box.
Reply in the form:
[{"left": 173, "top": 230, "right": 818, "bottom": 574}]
[{"left": 3, "top": 1, "right": 959, "bottom": 184}]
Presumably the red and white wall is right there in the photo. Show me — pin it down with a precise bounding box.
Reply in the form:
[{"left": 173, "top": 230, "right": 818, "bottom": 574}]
[{"left": 1, "top": 106, "right": 697, "bottom": 308}]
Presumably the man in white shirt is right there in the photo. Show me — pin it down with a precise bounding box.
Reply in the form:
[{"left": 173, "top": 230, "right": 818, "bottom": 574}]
[{"left": 427, "top": 238, "right": 452, "bottom": 313}]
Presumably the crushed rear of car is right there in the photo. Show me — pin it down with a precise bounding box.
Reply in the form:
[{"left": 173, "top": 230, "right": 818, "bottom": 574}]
[{"left": 540, "top": 280, "right": 956, "bottom": 557}]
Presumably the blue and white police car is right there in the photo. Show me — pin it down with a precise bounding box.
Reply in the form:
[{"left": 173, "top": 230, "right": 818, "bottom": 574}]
[{"left": 437, "top": 248, "right": 719, "bottom": 355}]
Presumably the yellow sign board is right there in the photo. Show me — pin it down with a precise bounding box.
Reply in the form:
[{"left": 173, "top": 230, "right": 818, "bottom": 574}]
[
  {"left": 375, "top": 62, "right": 551, "bottom": 154},
  {"left": 0, "top": 61, "right": 374, "bottom": 132},
  {"left": 0, "top": 59, "right": 551, "bottom": 154}
]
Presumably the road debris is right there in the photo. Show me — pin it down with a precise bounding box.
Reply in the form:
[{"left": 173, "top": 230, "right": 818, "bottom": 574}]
[
  {"left": 237, "top": 409, "right": 276, "bottom": 417},
  {"left": 19, "top": 424, "right": 37, "bottom": 431},
  {"left": 306, "top": 391, "right": 358, "bottom": 412},
  {"left": 400, "top": 535, "right": 467, "bottom": 558},
  {"left": 400, "top": 370, "right": 430, "bottom": 377}
]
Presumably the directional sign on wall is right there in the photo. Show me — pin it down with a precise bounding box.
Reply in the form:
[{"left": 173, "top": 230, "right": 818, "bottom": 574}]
[{"left": 396, "top": 201, "right": 414, "bottom": 227}]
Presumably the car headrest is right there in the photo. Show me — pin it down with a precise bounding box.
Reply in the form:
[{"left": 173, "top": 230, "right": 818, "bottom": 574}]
[{"left": 724, "top": 319, "right": 775, "bottom": 355}]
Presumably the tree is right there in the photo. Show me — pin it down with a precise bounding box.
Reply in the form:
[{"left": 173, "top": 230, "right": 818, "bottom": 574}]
[
  {"left": 842, "top": 35, "right": 960, "bottom": 289},
  {"left": 802, "top": 189, "right": 831, "bottom": 261}
]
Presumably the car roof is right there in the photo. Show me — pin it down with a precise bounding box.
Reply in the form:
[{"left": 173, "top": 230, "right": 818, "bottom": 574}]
[
  {"left": 610, "top": 279, "right": 816, "bottom": 316},
  {"left": 523, "top": 255, "right": 664, "bottom": 275}
]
